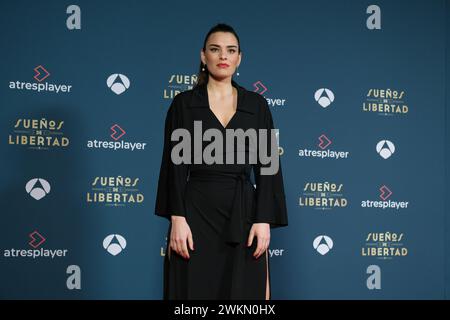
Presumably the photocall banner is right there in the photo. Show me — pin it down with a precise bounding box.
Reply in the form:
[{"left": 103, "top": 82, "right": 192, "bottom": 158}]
[{"left": 0, "top": 0, "right": 449, "bottom": 299}]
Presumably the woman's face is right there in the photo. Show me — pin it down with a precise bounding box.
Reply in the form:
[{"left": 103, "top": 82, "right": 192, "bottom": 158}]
[{"left": 201, "top": 31, "right": 241, "bottom": 81}]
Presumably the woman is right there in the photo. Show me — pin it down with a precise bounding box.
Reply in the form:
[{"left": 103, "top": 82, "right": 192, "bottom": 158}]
[{"left": 155, "top": 23, "right": 288, "bottom": 300}]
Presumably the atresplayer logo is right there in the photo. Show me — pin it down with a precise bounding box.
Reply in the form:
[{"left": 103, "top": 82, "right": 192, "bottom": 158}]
[
  {"left": 318, "top": 134, "right": 331, "bottom": 149},
  {"left": 9, "top": 65, "right": 73, "bottom": 94},
  {"left": 8, "top": 118, "right": 69, "bottom": 150},
  {"left": 86, "top": 176, "right": 144, "bottom": 206},
  {"left": 111, "top": 124, "right": 125, "bottom": 140},
  {"left": 298, "top": 134, "right": 350, "bottom": 160},
  {"left": 170, "top": 121, "right": 280, "bottom": 176},
  {"left": 253, "top": 80, "right": 287, "bottom": 108},
  {"left": 86, "top": 124, "right": 147, "bottom": 151},
  {"left": 29, "top": 230, "right": 46, "bottom": 248},
  {"left": 3, "top": 231, "right": 68, "bottom": 259},
  {"left": 379, "top": 185, "right": 392, "bottom": 201},
  {"left": 361, "top": 185, "right": 409, "bottom": 211},
  {"left": 34, "top": 65, "right": 50, "bottom": 82},
  {"left": 253, "top": 80, "right": 268, "bottom": 95}
]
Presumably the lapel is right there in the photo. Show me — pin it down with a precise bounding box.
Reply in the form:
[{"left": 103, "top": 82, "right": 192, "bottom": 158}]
[{"left": 188, "top": 79, "right": 254, "bottom": 114}]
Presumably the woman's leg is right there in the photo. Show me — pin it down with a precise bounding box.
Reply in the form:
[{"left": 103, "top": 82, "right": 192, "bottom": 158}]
[{"left": 265, "top": 249, "right": 270, "bottom": 300}]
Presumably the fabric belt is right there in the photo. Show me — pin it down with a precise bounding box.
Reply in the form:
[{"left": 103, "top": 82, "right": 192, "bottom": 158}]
[{"left": 188, "top": 169, "right": 252, "bottom": 245}]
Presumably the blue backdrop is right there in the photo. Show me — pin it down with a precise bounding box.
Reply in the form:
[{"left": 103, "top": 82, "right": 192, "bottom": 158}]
[{"left": 0, "top": 0, "right": 449, "bottom": 299}]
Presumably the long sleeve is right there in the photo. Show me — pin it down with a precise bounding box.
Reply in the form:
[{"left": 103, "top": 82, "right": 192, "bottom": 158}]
[
  {"left": 154, "top": 94, "right": 189, "bottom": 220},
  {"left": 252, "top": 97, "right": 288, "bottom": 228}
]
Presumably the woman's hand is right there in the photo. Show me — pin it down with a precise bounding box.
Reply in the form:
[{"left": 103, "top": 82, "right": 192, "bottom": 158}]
[
  {"left": 247, "top": 223, "right": 270, "bottom": 259},
  {"left": 170, "top": 215, "right": 194, "bottom": 259}
]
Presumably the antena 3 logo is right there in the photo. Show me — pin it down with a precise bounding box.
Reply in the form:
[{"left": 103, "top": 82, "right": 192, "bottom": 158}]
[
  {"left": 299, "top": 181, "right": 347, "bottom": 211},
  {"left": 3, "top": 231, "right": 68, "bottom": 259},
  {"left": 26, "top": 178, "right": 51, "bottom": 200},
  {"left": 8, "top": 118, "right": 69, "bottom": 150},
  {"left": 253, "top": 80, "right": 287, "bottom": 108},
  {"left": 164, "top": 74, "right": 197, "bottom": 99},
  {"left": 363, "top": 89, "right": 408, "bottom": 116},
  {"left": 313, "top": 235, "right": 333, "bottom": 255},
  {"left": 86, "top": 176, "right": 144, "bottom": 206},
  {"left": 298, "top": 134, "right": 350, "bottom": 159},
  {"left": 314, "top": 88, "right": 335, "bottom": 108},
  {"left": 376, "top": 140, "right": 395, "bottom": 159},
  {"left": 86, "top": 124, "right": 147, "bottom": 151},
  {"left": 103, "top": 234, "right": 126, "bottom": 256},
  {"left": 9, "top": 65, "right": 73, "bottom": 94},
  {"left": 362, "top": 232, "right": 408, "bottom": 259},
  {"left": 361, "top": 185, "right": 409, "bottom": 211},
  {"left": 107, "top": 74, "right": 130, "bottom": 95}
]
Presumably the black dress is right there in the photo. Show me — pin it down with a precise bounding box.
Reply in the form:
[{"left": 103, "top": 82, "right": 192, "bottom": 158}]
[{"left": 155, "top": 79, "right": 288, "bottom": 300}]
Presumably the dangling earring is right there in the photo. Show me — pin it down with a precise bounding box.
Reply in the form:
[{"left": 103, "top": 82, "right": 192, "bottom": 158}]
[
  {"left": 202, "top": 63, "right": 206, "bottom": 72},
  {"left": 236, "top": 66, "right": 240, "bottom": 76}
]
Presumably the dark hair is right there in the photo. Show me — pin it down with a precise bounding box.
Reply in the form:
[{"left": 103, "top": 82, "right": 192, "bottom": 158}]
[{"left": 194, "top": 23, "right": 241, "bottom": 88}]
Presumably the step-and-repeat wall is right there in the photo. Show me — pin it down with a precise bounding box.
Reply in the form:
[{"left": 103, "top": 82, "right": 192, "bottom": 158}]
[{"left": 1, "top": 0, "right": 449, "bottom": 299}]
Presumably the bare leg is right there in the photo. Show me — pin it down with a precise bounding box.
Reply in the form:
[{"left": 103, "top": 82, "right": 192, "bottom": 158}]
[{"left": 265, "top": 249, "right": 270, "bottom": 300}]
